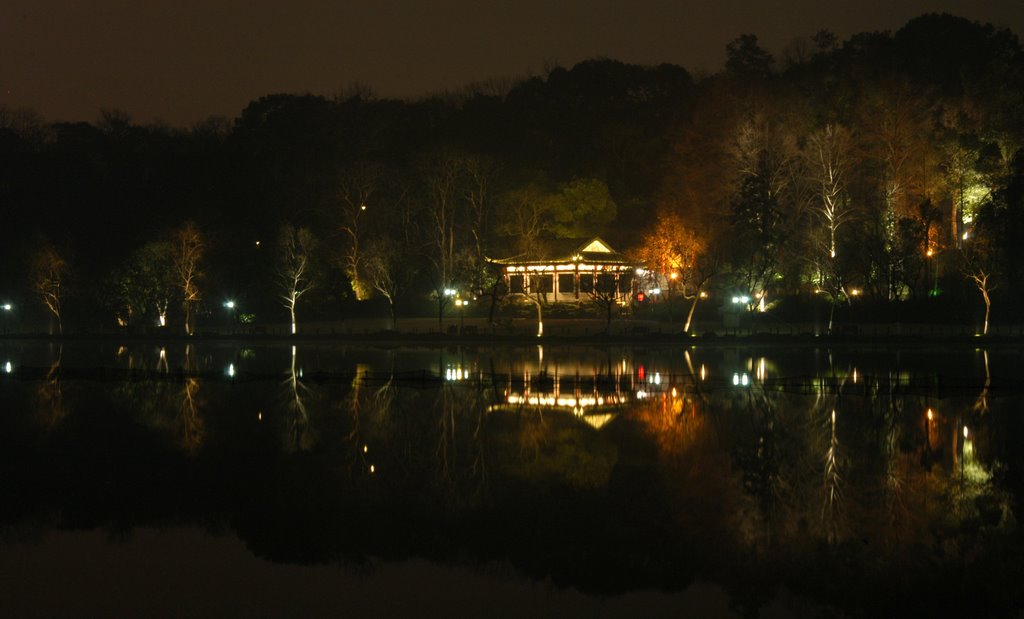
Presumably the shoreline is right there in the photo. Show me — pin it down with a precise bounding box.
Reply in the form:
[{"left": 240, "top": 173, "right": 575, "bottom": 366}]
[{"left": 0, "top": 329, "right": 1019, "bottom": 348}]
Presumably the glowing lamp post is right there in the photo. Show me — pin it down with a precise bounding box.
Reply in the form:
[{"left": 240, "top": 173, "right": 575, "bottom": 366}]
[
  {"left": 455, "top": 298, "right": 469, "bottom": 333},
  {"left": 223, "top": 300, "right": 238, "bottom": 330}
]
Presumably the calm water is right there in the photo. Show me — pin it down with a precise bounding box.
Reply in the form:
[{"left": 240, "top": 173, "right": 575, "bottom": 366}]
[{"left": 1, "top": 341, "right": 1023, "bottom": 617}]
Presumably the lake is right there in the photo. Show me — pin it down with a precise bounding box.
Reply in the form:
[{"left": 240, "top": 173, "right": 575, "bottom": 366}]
[{"left": 1, "top": 340, "right": 1022, "bottom": 617}]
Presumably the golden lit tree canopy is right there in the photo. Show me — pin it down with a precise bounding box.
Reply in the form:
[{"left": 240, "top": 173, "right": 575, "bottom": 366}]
[{"left": 632, "top": 212, "right": 703, "bottom": 277}]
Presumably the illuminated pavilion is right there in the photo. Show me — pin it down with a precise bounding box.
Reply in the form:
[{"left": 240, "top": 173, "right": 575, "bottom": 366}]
[{"left": 490, "top": 237, "right": 640, "bottom": 303}]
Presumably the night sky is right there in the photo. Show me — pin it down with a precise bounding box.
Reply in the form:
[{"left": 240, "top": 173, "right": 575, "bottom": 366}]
[{"left": 4, "top": 0, "right": 1023, "bottom": 126}]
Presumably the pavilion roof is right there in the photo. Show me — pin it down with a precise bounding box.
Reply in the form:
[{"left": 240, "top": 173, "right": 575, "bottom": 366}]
[{"left": 489, "top": 236, "right": 636, "bottom": 266}]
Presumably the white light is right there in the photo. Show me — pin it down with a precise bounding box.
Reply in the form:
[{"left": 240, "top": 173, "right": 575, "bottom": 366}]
[
  {"left": 227, "top": 363, "right": 235, "bottom": 377},
  {"left": 224, "top": 300, "right": 236, "bottom": 309},
  {"left": 654, "top": 372, "right": 661, "bottom": 385},
  {"left": 3, "top": 361, "right": 11, "bottom": 374},
  {"left": 635, "top": 268, "right": 646, "bottom": 275},
  {"left": 741, "top": 374, "right": 749, "bottom": 386},
  {"left": 443, "top": 288, "right": 456, "bottom": 296},
  {"left": 733, "top": 373, "right": 739, "bottom": 386},
  {"left": 740, "top": 295, "right": 750, "bottom": 304},
  {"left": 649, "top": 288, "right": 661, "bottom": 295},
  {"left": 731, "top": 296, "right": 739, "bottom": 304},
  {"left": 962, "top": 231, "right": 969, "bottom": 241},
  {"left": 1, "top": 304, "right": 11, "bottom": 311}
]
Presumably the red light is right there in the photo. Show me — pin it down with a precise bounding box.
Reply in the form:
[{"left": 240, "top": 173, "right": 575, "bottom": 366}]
[
  {"left": 638, "top": 365, "right": 645, "bottom": 381},
  {"left": 637, "top": 292, "right": 645, "bottom": 302}
]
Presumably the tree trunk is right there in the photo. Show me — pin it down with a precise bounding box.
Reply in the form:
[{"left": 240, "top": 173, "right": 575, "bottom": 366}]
[
  {"left": 982, "top": 288, "right": 991, "bottom": 335},
  {"left": 290, "top": 304, "right": 297, "bottom": 335},
  {"left": 488, "top": 282, "right": 499, "bottom": 325},
  {"left": 684, "top": 296, "right": 699, "bottom": 333},
  {"left": 535, "top": 298, "right": 543, "bottom": 338}
]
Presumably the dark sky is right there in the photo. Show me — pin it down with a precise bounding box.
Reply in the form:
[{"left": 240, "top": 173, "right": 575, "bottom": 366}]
[{"left": 3, "top": 0, "right": 1023, "bottom": 126}]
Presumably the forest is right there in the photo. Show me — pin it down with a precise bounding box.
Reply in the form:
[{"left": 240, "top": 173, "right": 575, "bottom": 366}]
[{"left": 2, "top": 13, "right": 1023, "bottom": 334}]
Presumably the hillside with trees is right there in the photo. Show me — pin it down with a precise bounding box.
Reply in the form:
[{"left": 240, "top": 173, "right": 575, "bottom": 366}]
[{"left": 1, "top": 13, "right": 1022, "bottom": 334}]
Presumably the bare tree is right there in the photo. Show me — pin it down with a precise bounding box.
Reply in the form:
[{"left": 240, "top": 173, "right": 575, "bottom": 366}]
[
  {"left": 422, "top": 152, "right": 465, "bottom": 329},
  {"left": 495, "top": 183, "right": 554, "bottom": 258},
  {"left": 873, "top": 82, "right": 929, "bottom": 220},
  {"left": 962, "top": 246, "right": 997, "bottom": 336},
  {"left": 363, "top": 237, "right": 406, "bottom": 330},
  {"left": 731, "top": 114, "right": 797, "bottom": 202},
  {"left": 172, "top": 221, "right": 204, "bottom": 336},
  {"left": 277, "top": 224, "right": 317, "bottom": 335},
  {"left": 589, "top": 273, "right": 627, "bottom": 334},
  {"left": 338, "top": 162, "right": 380, "bottom": 300},
  {"left": 462, "top": 155, "right": 497, "bottom": 263},
  {"left": 806, "top": 124, "right": 853, "bottom": 260},
  {"left": 32, "top": 243, "right": 68, "bottom": 335}
]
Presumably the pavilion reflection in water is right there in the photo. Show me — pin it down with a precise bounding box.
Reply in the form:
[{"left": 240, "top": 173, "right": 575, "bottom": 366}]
[{"left": 443, "top": 349, "right": 697, "bottom": 430}]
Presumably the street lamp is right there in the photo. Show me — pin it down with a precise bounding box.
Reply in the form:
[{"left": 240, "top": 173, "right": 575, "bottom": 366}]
[
  {"left": 455, "top": 298, "right": 469, "bottom": 332},
  {"left": 223, "top": 300, "right": 238, "bottom": 331}
]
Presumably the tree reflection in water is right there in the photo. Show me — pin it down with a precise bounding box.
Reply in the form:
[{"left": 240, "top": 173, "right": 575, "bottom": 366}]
[
  {"left": 1, "top": 343, "right": 1022, "bottom": 616},
  {"left": 282, "top": 345, "right": 316, "bottom": 453},
  {"left": 33, "top": 343, "right": 64, "bottom": 427},
  {"left": 177, "top": 344, "right": 204, "bottom": 452}
]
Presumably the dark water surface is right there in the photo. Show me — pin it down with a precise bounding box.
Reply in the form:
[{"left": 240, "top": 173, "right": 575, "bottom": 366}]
[{"left": 2, "top": 341, "right": 1023, "bottom": 617}]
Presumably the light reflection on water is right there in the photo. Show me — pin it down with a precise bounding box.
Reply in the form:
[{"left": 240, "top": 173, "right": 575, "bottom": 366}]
[{"left": 0, "top": 341, "right": 1022, "bottom": 615}]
